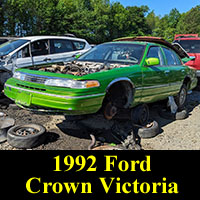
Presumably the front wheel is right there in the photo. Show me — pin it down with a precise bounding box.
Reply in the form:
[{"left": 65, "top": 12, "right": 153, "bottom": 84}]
[{"left": 175, "top": 84, "right": 187, "bottom": 109}]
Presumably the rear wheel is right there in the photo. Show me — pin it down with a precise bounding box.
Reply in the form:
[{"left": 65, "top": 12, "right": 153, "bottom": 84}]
[{"left": 175, "top": 84, "right": 187, "bottom": 109}]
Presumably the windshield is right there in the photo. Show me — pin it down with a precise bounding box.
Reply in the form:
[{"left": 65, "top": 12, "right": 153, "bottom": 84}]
[
  {"left": 175, "top": 40, "right": 200, "bottom": 53},
  {"left": 0, "top": 39, "right": 29, "bottom": 56},
  {"left": 78, "top": 43, "right": 145, "bottom": 64}
]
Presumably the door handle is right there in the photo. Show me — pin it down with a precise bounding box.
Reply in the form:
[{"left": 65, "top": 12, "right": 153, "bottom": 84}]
[{"left": 43, "top": 58, "right": 51, "bottom": 62}]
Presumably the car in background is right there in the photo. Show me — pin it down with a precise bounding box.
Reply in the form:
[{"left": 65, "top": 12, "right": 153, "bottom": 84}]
[
  {"left": 4, "top": 36, "right": 197, "bottom": 120},
  {"left": 173, "top": 34, "right": 200, "bottom": 86},
  {"left": 0, "top": 35, "right": 91, "bottom": 89}
]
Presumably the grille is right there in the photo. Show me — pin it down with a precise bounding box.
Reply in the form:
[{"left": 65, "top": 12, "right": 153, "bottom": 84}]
[
  {"left": 25, "top": 75, "right": 47, "bottom": 84},
  {"left": 17, "top": 84, "right": 46, "bottom": 91}
]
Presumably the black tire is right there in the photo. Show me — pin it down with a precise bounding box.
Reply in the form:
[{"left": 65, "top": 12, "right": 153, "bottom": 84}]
[
  {"left": 137, "top": 120, "right": 160, "bottom": 139},
  {"left": 131, "top": 104, "right": 149, "bottom": 126},
  {"left": 158, "top": 108, "right": 188, "bottom": 120},
  {"left": 7, "top": 124, "right": 46, "bottom": 149},
  {"left": 175, "top": 84, "right": 187, "bottom": 109}
]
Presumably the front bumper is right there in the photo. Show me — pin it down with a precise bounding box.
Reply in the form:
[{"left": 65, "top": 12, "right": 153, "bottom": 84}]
[{"left": 4, "top": 83, "right": 105, "bottom": 115}]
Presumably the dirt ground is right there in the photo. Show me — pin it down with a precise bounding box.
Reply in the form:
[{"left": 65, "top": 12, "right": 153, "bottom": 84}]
[{"left": 0, "top": 90, "right": 200, "bottom": 150}]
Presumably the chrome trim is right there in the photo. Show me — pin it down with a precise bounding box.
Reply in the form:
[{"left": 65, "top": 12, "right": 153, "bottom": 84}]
[
  {"left": 16, "top": 71, "right": 71, "bottom": 80},
  {"left": 136, "top": 81, "right": 181, "bottom": 90},
  {"left": 5, "top": 84, "right": 105, "bottom": 99},
  {"left": 106, "top": 77, "right": 134, "bottom": 91}
]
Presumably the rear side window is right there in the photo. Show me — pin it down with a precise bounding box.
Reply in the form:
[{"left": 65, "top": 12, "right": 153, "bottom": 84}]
[
  {"left": 50, "top": 39, "right": 74, "bottom": 54},
  {"left": 162, "top": 47, "right": 176, "bottom": 65},
  {"left": 72, "top": 41, "right": 86, "bottom": 50},
  {"left": 171, "top": 50, "right": 182, "bottom": 65}
]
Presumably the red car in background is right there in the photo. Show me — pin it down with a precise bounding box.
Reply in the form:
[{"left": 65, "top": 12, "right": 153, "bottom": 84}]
[{"left": 173, "top": 34, "right": 200, "bottom": 87}]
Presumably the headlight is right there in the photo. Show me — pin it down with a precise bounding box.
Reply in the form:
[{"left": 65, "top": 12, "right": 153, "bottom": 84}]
[
  {"left": 44, "top": 78, "right": 100, "bottom": 89},
  {"left": 13, "top": 72, "right": 26, "bottom": 80}
]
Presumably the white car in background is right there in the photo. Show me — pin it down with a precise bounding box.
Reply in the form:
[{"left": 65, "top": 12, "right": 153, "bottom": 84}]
[{"left": 0, "top": 35, "right": 91, "bottom": 87}]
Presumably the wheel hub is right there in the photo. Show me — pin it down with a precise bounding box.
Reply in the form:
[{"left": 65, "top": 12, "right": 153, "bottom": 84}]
[{"left": 104, "top": 102, "right": 117, "bottom": 120}]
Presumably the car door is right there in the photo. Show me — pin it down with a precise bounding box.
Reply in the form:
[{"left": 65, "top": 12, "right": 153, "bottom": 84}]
[
  {"left": 30, "top": 39, "right": 50, "bottom": 66},
  {"left": 162, "top": 47, "right": 185, "bottom": 94},
  {"left": 14, "top": 44, "right": 33, "bottom": 70},
  {"left": 15, "top": 39, "right": 51, "bottom": 68},
  {"left": 141, "top": 45, "right": 170, "bottom": 102}
]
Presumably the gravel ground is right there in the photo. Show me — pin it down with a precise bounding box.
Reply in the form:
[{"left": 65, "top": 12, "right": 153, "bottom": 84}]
[{"left": 0, "top": 91, "right": 200, "bottom": 150}]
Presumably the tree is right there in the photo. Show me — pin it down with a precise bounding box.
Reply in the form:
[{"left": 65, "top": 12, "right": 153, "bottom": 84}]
[
  {"left": 146, "top": 10, "right": 160, "bottom": 35},
  {"left": 176, "top": 5, "right": 200, "bottom": 35}
]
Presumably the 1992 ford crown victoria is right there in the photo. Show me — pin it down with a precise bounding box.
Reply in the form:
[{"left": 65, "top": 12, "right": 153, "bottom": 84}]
[{"left": 4, "top": 37, "right": 197, "bottom": 119}]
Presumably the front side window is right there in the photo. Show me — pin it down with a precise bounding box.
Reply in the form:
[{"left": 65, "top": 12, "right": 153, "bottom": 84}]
[
  {"left": 31, "top": 40, "right": 49, "bottom": 56},
  {"left": 146, "top": 46, "right": 164, "bottom": 65},
  {"left": 17, "top": 45, "right": 30, "bottom": 58},
  {"left": 78, "top": 43, "right": 145, "bottom": 64},
  {"left": 50, "top": 39, "right": 74, "bottom": 54},
  {"left": 0, "top": 39, "right": 29, "bottom": 57},
  {"left": 162, "top": 47, "right": 176, "bottom": 65}
]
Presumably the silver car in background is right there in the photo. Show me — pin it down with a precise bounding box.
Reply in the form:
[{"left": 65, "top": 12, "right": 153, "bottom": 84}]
[{"left": 0, "top": 35, "right": 91, "bottom": 88}]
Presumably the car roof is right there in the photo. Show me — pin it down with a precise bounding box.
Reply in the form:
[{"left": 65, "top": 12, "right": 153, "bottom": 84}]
[
  {"left": 114, "top": 36, "right": 189, "bottom": 58},
  {"left": 16, "top": 35, "right": 87, "bottom": 42},
  {"left": 174, "top": 34, "right": 200, "bottom": 40}
]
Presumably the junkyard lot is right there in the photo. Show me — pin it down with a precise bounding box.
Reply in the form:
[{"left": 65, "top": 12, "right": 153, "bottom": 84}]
[{"left": 0, "top": 90, "right": 200, "bottom": 150}]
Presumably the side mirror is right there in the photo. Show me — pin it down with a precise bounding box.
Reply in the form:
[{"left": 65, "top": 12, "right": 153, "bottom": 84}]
[
  {"left": 182, "top": 56, "right": 195, "bottom": 64},
  {"left": 72, "top": 53, "right": 81, "bottom": 59},
  {"left": 145, "top": 57, "right": 160, "bottom": 66}
]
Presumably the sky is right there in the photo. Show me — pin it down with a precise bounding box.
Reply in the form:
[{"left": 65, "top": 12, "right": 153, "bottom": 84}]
[{"left": 115, "top": 0, "right": 200, "bottom": 16}]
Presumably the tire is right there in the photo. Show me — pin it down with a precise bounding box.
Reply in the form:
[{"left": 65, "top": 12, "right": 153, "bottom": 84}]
[
  {"left": 175, "top": 84, "right": 187, "bottom": 109},
  {"left": 131, "top": 104, "right": 149, "bottom": 126},
  {"left": 158, "top": 108, "right": 188, "bottom": 120},
  {"left": 7, "top": 124, "right": 46, "bottom": 149},
  {"left": 137, "top": 120, "right": 160, "bottom": 139}
]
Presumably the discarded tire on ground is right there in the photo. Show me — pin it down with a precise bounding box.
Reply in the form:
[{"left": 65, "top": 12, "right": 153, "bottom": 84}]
[
  {"left": 158, "top": 108, "right": 188, "bottom": 120},
  {"left": 137, "top": 120, "right": 160, "bottom": 139},
  {"left": 7, "top": 124, "right": 46, "bottom": 149}
]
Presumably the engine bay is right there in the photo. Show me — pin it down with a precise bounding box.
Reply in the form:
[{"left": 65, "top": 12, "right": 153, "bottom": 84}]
[{"left": 37, "top": 61, "right": 129, "bottom": 76}]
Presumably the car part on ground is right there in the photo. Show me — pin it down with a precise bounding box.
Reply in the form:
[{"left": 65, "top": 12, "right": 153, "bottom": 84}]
[
  {"left": 158, "top": 107, "right": 188, "bottom": 120},
  {"left": 137, "top": 120, "right": 160, "bottom": 139},
  {"left": 168, "top": 96, "right": 178, "bottom": 114},
  {"left": 0, "top": 116, "right": 15, "bottom": 143},
  {"left": 7, "top": 123, "right": 46, "bottom": 149}
]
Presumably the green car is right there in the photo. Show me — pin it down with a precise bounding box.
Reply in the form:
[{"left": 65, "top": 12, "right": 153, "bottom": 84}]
[{"left": 4, "top": 37, "right": 197, "bottom": 119}]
